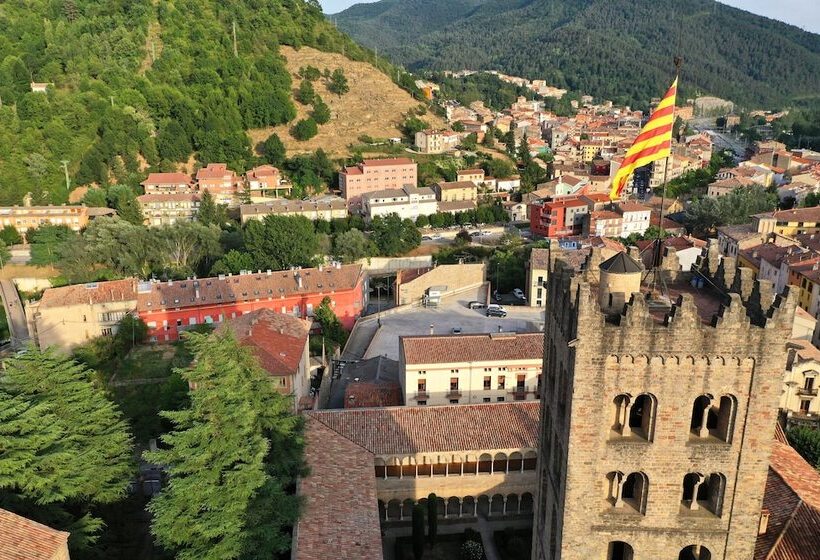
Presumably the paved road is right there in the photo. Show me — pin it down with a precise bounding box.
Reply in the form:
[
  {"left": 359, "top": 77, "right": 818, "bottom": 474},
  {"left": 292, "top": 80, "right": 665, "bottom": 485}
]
[{"left": 0, "top": 279, "right": 30, "bottom": 345}]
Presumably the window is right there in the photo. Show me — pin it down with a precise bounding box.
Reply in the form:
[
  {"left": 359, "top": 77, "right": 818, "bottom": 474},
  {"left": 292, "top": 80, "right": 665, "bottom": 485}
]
[
  {"left": 450, "top": 399, "right": 459, "bottom": 404},
  {"left": 606, "top": 471, "right": 648, "bottom": 514},
  {"left": 607, "top": 541, "right": 634, "bottom": 560},
  {"left": 497, "top": 396, "right": 505, "bottom": 402},
  {"left": 450, "top": 378, "right": 459, "bottom": 391},
  {"left": 800, "top": 400, "right": 811, "bottom": 414},
  {"left": 176, "top": 319, "right": 183, "bottom": 327},
  {"left": 681, "top": 473, "right": 725, "bottom": 516},
  {"left": 418, "top": 400, "right": 427, "bottom": 406},
  {"left": 678, "top": 545, "right": 712, "bottom": 560},
  {"left": 483, "top": 397, "right": 491, "bottom": 403},
  {"left": 101, "top": 327, "right": 113, "bottom": 336},
  {"left": 418, "top": 379, "right": 426, "bottom": 392},
  {"left": 691, "top": 394, "right": 736, "bottom": 442},
  {"left": 450, "top": 369, "right": 459, "bottom": 374},
  {"left": 484, "top": 376, "right": 491, "bottom": 390},
  {"left": 279, "top": 378, "right": 287, "bottom": 387},
  {"left": 498, "top": 376, "right": 506, "bottom": 390}
]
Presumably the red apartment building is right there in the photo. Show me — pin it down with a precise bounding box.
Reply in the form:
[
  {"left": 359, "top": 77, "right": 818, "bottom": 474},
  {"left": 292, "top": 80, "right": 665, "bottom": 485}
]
[
  {"left": 338, "top": 158, "right": 418, "bottom": 208},
  {"left": 138, "top": 264, "right": 366, "bottom": 342},
  {"left": 529, "top": 196, "right": 589, "bottom": 238},
  {"left": 196, "top": 163, "right": 241, "bottom": 206}
]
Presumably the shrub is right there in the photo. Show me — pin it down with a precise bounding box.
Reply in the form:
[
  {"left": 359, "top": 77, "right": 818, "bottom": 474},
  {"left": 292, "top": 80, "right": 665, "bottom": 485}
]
[
  {"left": 292, "top": 118, "right": 318, "bottom": 141},
  {"left": 461, "top": 540, "right": 483, "bottom": 560}
]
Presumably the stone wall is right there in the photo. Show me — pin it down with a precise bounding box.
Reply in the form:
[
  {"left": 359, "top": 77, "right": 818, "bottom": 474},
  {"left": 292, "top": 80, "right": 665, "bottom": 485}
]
[{"left": 396, "top": 263, "right": 486, "bottom": 306}]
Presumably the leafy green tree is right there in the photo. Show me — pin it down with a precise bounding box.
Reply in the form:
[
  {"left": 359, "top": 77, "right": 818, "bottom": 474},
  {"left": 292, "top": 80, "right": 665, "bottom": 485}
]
[
  {"left": 112, "top": 315, "right": 148, "bottom": 358},
  {"left": 299, "top": 65, "right": 321, "bottom": 81},
  {"left": 295, "top": 80, "right": 315, "bottom": 105},
  {"left": 684, "top": 186, "right": 778, "bottom": 236},
  {"left": 146, "top": 331, "right": 303, "bottom": 560},
  {"left": 403, "top": 116, "right": 428, "bottom": 137},
  {"left": 452, "top": 122, "right": 465, "bottom": 132},
  {"left": 415, "top": 215, "right": 429, "bottom": 228},
  {"left": 427, "top": 493, "right": 438, "bottom": 545},
  {"left": 0, "top": 225, "right": 22, "bottom": 245},
  {"left": 261, "top": 133, "right": 287, "bottom": 167},
  {"left": 803, "top": 192, "right": 820, "bottom": 208},
  {"left": 292, "top": 118, "right": 318, "bottom": 141},
  {"left": 157, "top": 120, "right": 193, "bottom": 162},
  {"left": 484, "top": 157, "right": 515, "bottom": 179},
  {"left": 462, "top": 133, "right": 477, "bottom": 150},
  {"left": 787, "top": 426, "right": 820, "bottom": 471},
  {"left": 371, "top": 214, "right": 421, "bottom": 256},
  {"left": 0, "top": 241, "right": 9, "bottom": 268},
  {"left": 81, "top": 187, "right": 109, "bottom": 208},
  {"left": 210, "top": 250, "right": 255, "bottom": 275},
  {"left": 411, "top": 504, "right": 425, "bottom": 560},
  {"left": 61, "top": 217, "right": 155, "bottom": 280},
  {"left": 0, "top": 347, "right": 133, "bottom": 550},
  {"left": 154, "top": 221, "right": 223, "bottom": 278},
  {"left": 107, "top": 184, "right": 144, "bottom": 225},
  {"left": 315, "top": 296, "right": 348, "bottom": 348},
  {"left": 243, "top": 215, "right": 319, "bottom": 270},
  {"left": 327, "top": 68, "right": 349, "bottom": 96},
  {"left": 333, "top": 228, "right": 373, "bottom": 263},
  {"left": 311, "top": 96, "right": 331, "bottom": 125},
  {"left": 28, "top": 224, "right": 77, "bottom": 265}
]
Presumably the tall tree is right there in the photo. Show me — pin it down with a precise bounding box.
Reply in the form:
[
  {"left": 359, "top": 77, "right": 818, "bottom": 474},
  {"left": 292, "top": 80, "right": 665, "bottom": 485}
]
[
  {"left": 371, "top": 214, "right": 421, "bottom": 256},
  {"left": 333, "top": 228, "right": 373, "bottom": 263},
  {"left": 243, "top": 215, "right": 319, "bottom": 270},
  {"left": 261, "top": 133, "right": 286, "bottom": 167},
  {"left": 197, "top": 190, "right": 225, "bottom": 227},
  {"left": 146, "top": 331, "right": 303, "bottom": 560},
  {"left": 327, "top": 68, "right": 349, "bottom": 96},
  {"left": 0, "top": 348, "right": 133, "bottom": 550}
]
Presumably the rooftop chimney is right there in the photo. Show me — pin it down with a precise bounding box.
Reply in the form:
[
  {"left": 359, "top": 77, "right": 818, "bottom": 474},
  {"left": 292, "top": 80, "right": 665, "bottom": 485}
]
[
  {"left": 296, "top": 274, "right": 303, "bottom": 289},
  {"left": 429, "top": 323, "right": 434, "bottom": 335}
]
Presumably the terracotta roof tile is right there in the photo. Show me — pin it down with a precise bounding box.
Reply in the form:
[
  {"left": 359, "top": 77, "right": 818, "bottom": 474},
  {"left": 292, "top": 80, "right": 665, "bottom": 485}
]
[
  {"left": 530, "top": 248, "right": 550, "bottom": 269},
  {"left": 38, "top": 278, "right": 137, "bottom": 309},
  {"left": 0, "top": 508, "right": 69, "bottom": 560},
  {"left": 401, "top": 332, "right": 544, "bottom": 365},
  {"left": 141, "top": 172, "right": 191, "bottom": 185}
]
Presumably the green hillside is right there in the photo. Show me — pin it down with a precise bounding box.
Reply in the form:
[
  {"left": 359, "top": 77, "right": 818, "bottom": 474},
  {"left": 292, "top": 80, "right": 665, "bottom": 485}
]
[
  {"left": 0, "top": 0, "right": 386, "bottom": 205},
  {"left": 335, "top": 0, "right": 820, "bottom": 110}
]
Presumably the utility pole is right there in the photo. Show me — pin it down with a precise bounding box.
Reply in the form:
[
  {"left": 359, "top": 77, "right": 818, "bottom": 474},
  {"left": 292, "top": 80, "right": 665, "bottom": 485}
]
[
  {"left": 60, "top": 160, "right": 70, "bottom": 192},
  {"left": 110, "top": 96, "right": 115, "bottom": 107},
  {"left": 232, "top": 20, "right": 238, "bottom": 57}
]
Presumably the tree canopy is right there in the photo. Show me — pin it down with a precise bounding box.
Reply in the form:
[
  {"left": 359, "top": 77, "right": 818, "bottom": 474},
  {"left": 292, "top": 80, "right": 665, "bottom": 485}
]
[{"left": 243, "top": 215, "right": 320, "bottom": 270}]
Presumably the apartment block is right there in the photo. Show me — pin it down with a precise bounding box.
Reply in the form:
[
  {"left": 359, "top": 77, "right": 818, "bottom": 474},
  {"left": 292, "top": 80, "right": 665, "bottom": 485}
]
[
  {"left": 339, "top": 158, "right": 418, "bottom": 208},
  {"left": 361, "top": 186, "right": 437, "bottom": 222},
  {"left": 239, "top": 195, "right": 347, "bottom": 224},
  {"left": 137, "top": 193, "right": 200, "bottom": 226},
  {"left": 195, "top": 163, "right": 241, "bottom": 206}
]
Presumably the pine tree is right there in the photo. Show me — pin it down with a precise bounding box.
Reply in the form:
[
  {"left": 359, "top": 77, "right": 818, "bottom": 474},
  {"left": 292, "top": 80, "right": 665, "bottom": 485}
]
[
  {"left": 197, "top": 190, "right": 219, "bottom": 226},
  {"left": 146, "top": 331, "right": 303, "bottom": 560},
  {"left": 0, "top": 347, "right": 133, "bottom": 549}
]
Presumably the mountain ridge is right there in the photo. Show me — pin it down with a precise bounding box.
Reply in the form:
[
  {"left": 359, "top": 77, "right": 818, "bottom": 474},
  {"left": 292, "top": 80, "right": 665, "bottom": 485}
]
[{"left": 335, "top": 0, "right": 820, "bottom": 109}]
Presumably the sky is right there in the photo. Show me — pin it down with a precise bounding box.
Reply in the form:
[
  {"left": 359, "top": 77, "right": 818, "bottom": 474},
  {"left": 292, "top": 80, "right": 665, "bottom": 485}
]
[{"left": 320, "top": 0, "right": 820, "bottom": 34}]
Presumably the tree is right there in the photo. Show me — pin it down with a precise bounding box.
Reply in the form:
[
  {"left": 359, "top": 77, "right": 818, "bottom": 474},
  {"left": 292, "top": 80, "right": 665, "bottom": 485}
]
[
  {"left": 411, "top": 504, "right": 425, "bottom": 560},
  {"left": 427, "top": 493, "right": 438, "bottom": 546},
  {"left": 243, "top": 215, "right": 319, "bottom": 270},
  {"left": 803, "top": 192, "right": 820, "bottom": 208},
  {"left": 311, "top": 96, "right": 331, "bottom": 125},
  {"left": 0, "top": 241, "right": 9, "bottom": 268},
  {"left": 197, "top": 190, "right": 226, "bottom": 227},
  {"left": 292, "top": 118, "right": 318, "bottom": 141},
  {"left": 333, "top": 228, "right": 373, "bottom": 263},
  {"left": 210, "top": 249, "right": 255, "bottom": 275},
  {"left": 81, "top": 187, "right": 109, "bottom": 208},
  {"left": 315, "top": 296, "right": 348, "bottom": 348},
  {"left": 455, "top": 229, "right": 472, "bottom": 246},
  {"left": 415, "top": 215, "right": 429, "bottom": 228},
  {"left": 261, "top": 133, "right": 286, "bottom": 167},
  {"left": 452, "top": 122, "right": 465, "bottom": 132},
  {"left": 0, "top": 347, "right": 133, "bottom": 550},
  {"left": 145, "top": 331, "right": 303, "bottom": 560},
  {"left": 787, "top": 426, "right": 820, "bottom": 471},
  {"left": 327, "top": 68, "right": 349, "bottom": 96},
  {"left": 684, "top": 186, "right": 778, "bottom": 236},
  {"left": 0, "top": 225, "right": 22, "bottom": 246},
  {"left": 157, "top": 120, "right": 193, "bottom": 162},
  {"left": 403, "top": 116, "right": 428, "bottom": 137},
  {"left": 462, "top": 133, "right": 477, "bottom": 150},
  {"left": 299, "top": 65, "right": 321, "bottom": 81},
  {"left": 154, "top": 221, "right": 223, "bottom": 277},
  {"left": 28, "top": 224, "right": 77, "bottom": 265},
  {"left": 484, "top": 157, "right": 515, "bottom": 180},
  {"left": 295, "top": 79, "right": 315, "bottom": 105},
  {"left": 107, "top": 184, "right": 144, "bottom": 225},
  {"left": 370, "top": 214, "right": 421, "bottom": 256},
  {"left": 112, "top": 315, "right": 148, "bottom": 358}
]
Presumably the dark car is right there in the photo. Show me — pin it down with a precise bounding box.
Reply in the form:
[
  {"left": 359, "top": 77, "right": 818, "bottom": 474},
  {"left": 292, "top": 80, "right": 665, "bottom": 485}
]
[{"left": 486, "top": 307, "right": 507, "bottom": 318}]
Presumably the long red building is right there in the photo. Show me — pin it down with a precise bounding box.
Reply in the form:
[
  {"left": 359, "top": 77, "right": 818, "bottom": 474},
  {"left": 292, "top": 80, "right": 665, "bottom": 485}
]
[{"left": 137, "top": 264, "right": 366, "bottom": 342}]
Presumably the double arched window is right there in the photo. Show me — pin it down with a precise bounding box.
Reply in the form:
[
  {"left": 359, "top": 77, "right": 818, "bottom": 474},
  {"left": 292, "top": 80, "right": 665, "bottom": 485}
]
[
  {"left": 611, "top": 393, "right": 657, "bottom": 441},
  {"left": 605, "top": 471, "right": 648, "bottom": 514},
  {"left": 681, "top": 473, "right": 726, "bottom": 516},
  {"left": 690, "top": 394, "right": 737, "bottom": 442}
]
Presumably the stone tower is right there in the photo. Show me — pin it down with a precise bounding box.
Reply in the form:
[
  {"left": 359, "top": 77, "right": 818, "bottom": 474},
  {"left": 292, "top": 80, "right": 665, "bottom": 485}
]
[{"left": 533, "top": 249, "right": 796, "bottom": 560}]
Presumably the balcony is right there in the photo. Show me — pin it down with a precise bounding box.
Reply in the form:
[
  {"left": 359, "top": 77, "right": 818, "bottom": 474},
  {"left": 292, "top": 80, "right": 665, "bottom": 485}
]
[
  {"left": 414, "top": 391, "right": 429, "bottom": 400},
  {"left": 446, "top": 390, "right": 462, "bottom": 399},
  {"left": 510, "top": 385, "right": 529, "bottom": 401},
  {"left": 797, "top": 387, "right": 818, "bottom": 397}
]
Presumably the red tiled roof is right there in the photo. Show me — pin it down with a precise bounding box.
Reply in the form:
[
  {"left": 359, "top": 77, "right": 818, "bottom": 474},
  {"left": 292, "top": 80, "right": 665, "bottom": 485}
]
[
  {"left": 617, "top": 202, "right": 650, "bottom": 213},
  {"left": 307, "top": 401, "right": 540, "bottom": 455},
  {"left": 216, "top": 309, "right": 309, "bottom": 376},
  {"left": 294, "top": 420, "right": 383, "bottom": 560},
  {"left": 530, "top": 248, "right": 550, "bottom": 269},
  {"left": 137, "top": 264, "right": 363, "bottom": 312},
  {"left": 246, "top": 165, "right": 280, "bottom": 179},
  {"left": 0, "top": 508, "right": 69, "bottom": 560},
  {"left": 141, "top": 172, "right": 191, "bottom": 185},
  {"left": 401, "top": 332, "right": 544, "bottom": 365},
  {"left": 768, "top": 206, "right": 820, "bottom": 223},
  {"left": 344, "top": 382, "right": 403, "bottom": 408},
  {"left": 38, "top": 278, "right": 137, "bottom": 309},
  {"left": 435, "top": 181, "right": 478, "bottom": 191},
  {"left": 196, "top": 163, "right": 234, "bottom": 181},
  {"left": 458, "top": 169, "right": 485, "bottom": 176},
  {"left": 755, "top": 434, "right": 820, "bottom": 560}
]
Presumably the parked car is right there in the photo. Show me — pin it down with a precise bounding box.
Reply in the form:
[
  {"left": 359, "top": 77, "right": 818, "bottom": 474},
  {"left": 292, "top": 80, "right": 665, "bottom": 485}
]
[
  {"left": 422, "top": 235, "right": 432, "bottom": 241},
  {"left": 451, "top": 327, "right": 463, "bottom": 334},
  {"left": 513, "top": 288, "right": 525, "bottom": 299},
  {"left": 487, "top": 307, "right": 507, "bottom": 318},
  {"left": 431, "top": 233, "right": 442, "bottom": 240},
  {"left": 467, "top": 301, "right": 485, "bottom": 309}
]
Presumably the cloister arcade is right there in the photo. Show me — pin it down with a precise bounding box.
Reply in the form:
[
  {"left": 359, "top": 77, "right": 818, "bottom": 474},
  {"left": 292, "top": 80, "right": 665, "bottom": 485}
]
[
  {"left": 373, "top": 450, "right": 538, "bottom": 479},
  {"left": 378, "top": 492, "right": 535, "bottom": 522}
]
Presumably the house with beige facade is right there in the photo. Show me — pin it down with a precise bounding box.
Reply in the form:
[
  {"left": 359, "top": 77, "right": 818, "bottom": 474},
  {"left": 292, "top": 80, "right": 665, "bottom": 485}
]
[
  {"left": 456, "top": 168, "right": 486, "bottom": 186},
  {"left": 215, "top": 309, "right": 311, "bottom": 411},
  {"left": 140, "top": 172, "right": 193, "bottom": 195},
  {"left": 527, "top": 248, "right": 550, "bottom": 307},
  {"left": 400, "top": 332, "right": 544, "bottom": 406},
  {"left": 244, "top": 165, "right": 290, "bottom": 201},
  {"left": 432, "top": 181, "right": 478, "bottom": 203},
  {"left": 361, "top": 186, "right": 437, "bottom": 222},
  {"left": 196, "top": 163, "right": 241, "bottom": 206},
  {"left": 781, "top": 338, "right": 820, "bottom": 421},
  {"left": 239, "top": 195, "right": 347, "bottom": 224},
  {"left": 137, "top": 193, "right": 200, "bottom": 226},
  {"left": 26, "top": 279, "right": 138, "bottom": 351},
  {"left": 414, "top": 129, "right": 460, "bottom": 154},
  {"left": 339, "top": 158, "right": 418, "bottom": 209},
  {"left": 0, "top": 198, "right": 89, "bottom": 237}
]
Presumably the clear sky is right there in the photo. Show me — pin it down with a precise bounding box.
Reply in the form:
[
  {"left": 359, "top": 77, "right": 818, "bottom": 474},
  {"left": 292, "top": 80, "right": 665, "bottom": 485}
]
[{"left": 320, "top": 0, "right": 820, "bottom": 34}]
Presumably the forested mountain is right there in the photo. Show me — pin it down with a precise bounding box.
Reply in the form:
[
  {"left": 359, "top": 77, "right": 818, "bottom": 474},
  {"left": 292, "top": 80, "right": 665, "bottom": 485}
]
[
  {"left": 335, "top": 0, "right": 820, "bottom": 110},
  {"left": 0, "top": 0, "right": 385, "bottom": 205}
]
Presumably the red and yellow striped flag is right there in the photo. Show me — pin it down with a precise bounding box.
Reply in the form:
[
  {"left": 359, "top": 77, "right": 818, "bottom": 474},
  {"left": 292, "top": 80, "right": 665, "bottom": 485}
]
[{"left": 609, "top": 78, "right": 678, "bottom": 200}]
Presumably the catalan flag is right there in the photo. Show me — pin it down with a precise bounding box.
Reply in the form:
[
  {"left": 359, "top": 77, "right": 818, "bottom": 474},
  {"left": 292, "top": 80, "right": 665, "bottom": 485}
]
[{"left": 609, "top": 78, "right": 678, "bottom": 200}]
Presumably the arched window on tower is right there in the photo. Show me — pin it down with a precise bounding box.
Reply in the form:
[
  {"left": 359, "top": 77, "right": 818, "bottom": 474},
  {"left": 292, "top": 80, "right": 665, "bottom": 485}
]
[
  {"left": 691, "top": 394, "right": 736, "bottom": 442},
  {"left": 607, "top": 541, "right": 634, "bottom": 560},
  {"left": 681, "top": 473, "right": 726, "bottom": 516}
]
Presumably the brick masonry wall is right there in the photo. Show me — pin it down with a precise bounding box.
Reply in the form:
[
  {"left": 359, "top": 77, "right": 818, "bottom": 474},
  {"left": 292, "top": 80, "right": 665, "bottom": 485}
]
[{"left": 534, "top": 263, "right": 796, "bottom": 560}]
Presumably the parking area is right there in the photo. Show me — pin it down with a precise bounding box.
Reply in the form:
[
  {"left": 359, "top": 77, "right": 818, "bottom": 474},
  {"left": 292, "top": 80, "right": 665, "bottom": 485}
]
[{"left": 364, "top": 291, "right": 545, "bottom": 361}]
